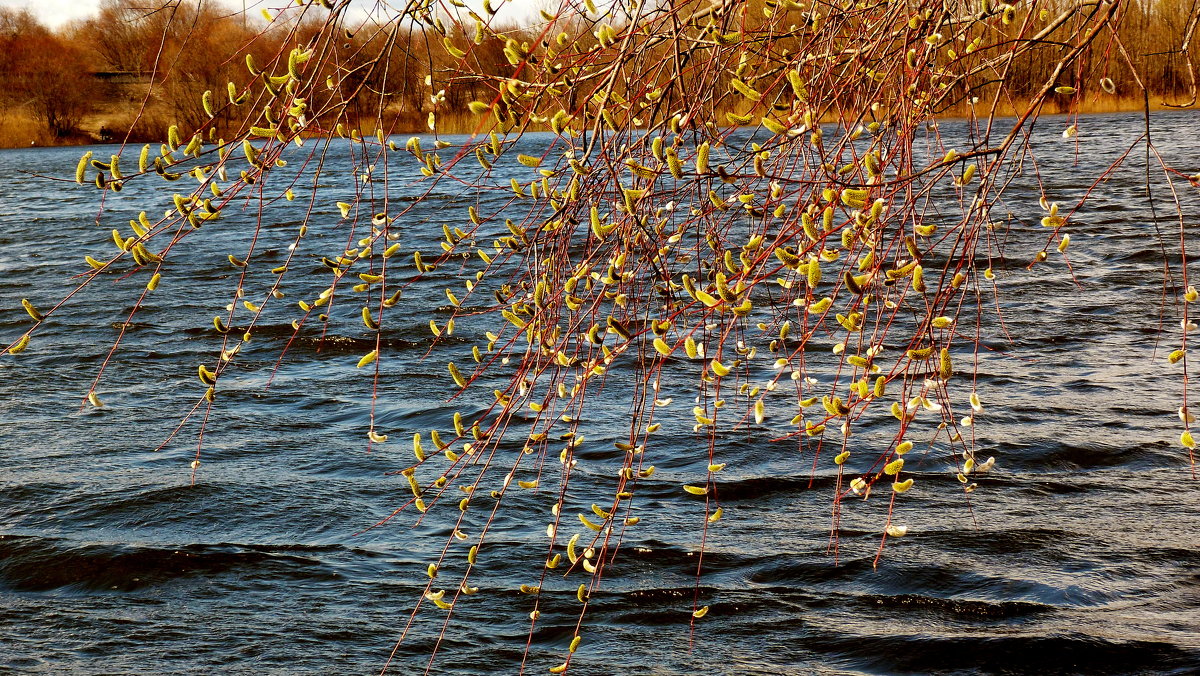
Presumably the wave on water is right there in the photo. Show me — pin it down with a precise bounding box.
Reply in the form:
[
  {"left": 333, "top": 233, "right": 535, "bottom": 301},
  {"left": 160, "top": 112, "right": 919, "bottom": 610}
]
[{"left": 0, "top": 535, "right": 345, "bottom": 592}]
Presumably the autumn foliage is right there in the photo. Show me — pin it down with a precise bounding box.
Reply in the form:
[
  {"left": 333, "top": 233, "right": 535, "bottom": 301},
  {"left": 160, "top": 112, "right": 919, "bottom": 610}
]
[{"left": 0, "top": 0, "right": 1197, "bottom": 147}]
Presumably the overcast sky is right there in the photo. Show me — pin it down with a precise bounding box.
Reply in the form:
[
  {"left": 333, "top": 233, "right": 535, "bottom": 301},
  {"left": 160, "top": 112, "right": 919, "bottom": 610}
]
[
  {"left": 0, "top": 0, "right": 104, "bottom": 27},
  {"left": 0, "top": 0, "right": 532, "bottom": 29},
  {"left": 0, "top": 1, "right": 267, "bottom": 28}
]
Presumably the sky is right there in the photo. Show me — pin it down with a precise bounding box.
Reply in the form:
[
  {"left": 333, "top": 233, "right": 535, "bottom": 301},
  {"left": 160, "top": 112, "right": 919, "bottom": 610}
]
[
  {"left": 0, "top": 0, "right": 534, "bottom": 29},
  {"left": 0, "top": 0, "right": 104, "bottom": 27},
  {"left": 0, "top": 1, "right": 259, "bottom": 28}
]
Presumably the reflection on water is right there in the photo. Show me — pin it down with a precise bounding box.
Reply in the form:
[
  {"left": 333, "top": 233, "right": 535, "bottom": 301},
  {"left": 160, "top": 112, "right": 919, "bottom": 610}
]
[{"left": 2, "top": 111, "right": 1200, "bottom": 674}]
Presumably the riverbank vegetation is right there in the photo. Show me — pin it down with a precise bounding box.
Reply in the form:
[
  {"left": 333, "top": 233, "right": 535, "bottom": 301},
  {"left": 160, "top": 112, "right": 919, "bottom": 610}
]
[{"left": 0, "top": 0, "right": 1197, "bottom": 147}]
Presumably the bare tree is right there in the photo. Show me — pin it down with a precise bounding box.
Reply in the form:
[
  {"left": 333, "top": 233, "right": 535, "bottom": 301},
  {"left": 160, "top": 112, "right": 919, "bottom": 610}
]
[{"left": 0, "top": 8, "right": 99, "bottom": 137}]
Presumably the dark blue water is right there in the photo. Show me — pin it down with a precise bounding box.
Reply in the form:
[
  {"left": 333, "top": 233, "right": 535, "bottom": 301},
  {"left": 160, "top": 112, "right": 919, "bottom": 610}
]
[{"left": 2, "top": 112, "right": 1200, "bottom": 674}]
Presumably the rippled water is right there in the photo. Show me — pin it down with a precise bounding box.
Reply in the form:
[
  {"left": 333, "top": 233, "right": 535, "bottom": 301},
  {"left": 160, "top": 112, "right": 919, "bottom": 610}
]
[{"left": 3, "top": 112, "right": 1200, "bottom": 674}]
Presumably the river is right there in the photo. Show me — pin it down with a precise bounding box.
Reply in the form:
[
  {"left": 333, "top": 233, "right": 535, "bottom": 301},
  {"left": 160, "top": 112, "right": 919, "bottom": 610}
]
[{"left": 2, "top": 111, "right": 1200, "bottom": 674}]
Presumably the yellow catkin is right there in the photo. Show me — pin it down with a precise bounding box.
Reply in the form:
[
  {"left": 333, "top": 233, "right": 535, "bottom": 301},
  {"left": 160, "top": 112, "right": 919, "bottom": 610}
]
[
  {"left": 8, "top": 333, "right": 31, "bottom": 354},
  {"left": 938, "top": 348, "right": 953, "bottom": 379},
  {"left": 75, "top": 151, "right": 93, "bottom": 184}
]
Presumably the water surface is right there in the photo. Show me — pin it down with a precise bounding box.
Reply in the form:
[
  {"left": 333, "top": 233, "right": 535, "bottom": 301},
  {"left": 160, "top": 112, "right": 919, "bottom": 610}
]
[{"left": 2, "top": 111, "right": 1200, "bottom": 674}]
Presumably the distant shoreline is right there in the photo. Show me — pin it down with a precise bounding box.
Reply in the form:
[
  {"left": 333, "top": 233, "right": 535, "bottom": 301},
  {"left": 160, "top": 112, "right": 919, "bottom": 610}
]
[
  {"left": 1, "top": 97, "right": 1194, "bottom": 150},
  {"left": 936, "top": 94, "right": 1193, "bottom": 121}
]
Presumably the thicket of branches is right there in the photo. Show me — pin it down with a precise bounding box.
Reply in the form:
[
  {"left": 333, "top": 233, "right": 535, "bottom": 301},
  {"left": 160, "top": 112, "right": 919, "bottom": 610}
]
[
  {"left": 4, "top": 0, "right": 1200, "bottom": 672},
  {"left": 0, "top": 0, "right": 1198, "bottom": 143},
  {"left": 0, "top": 10, "right": 100, "bottom": 138}
]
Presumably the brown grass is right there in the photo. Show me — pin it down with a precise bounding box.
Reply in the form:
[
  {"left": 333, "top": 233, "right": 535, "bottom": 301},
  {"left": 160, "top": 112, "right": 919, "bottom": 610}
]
[
  {"left": 938, "top": 94, "right": 1191, "bottom": 120},
  {"left": 0, "top": 114, "right": 63, "bottom": 147}
]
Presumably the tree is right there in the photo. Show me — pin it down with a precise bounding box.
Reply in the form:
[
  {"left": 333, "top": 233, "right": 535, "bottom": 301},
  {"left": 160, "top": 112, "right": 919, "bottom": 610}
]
[
  {"left": 5, "top": 0, "right": 1200, "bottom": 672},
  {"left": 0, "top": 8, "right": 100, "bottom": 137},
  {"left": 85, "top": 0, "right": 159, "bottom": 73}
]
